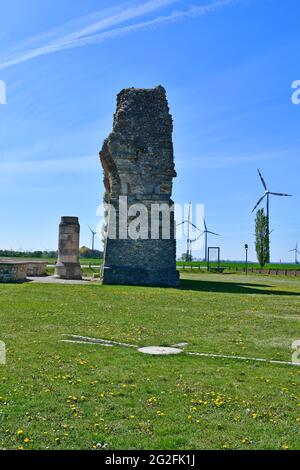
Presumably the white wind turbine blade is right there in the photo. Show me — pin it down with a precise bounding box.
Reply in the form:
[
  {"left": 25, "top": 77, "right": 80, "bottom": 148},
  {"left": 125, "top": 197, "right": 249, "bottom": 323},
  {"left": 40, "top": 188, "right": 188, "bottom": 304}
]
[
  {"left": 191, "top": 231, "right": 205, "bottom": 243},
  {"left": 269, "top": 192, "right": 292, "bottom": 197},
  {"left": 207, "top": 231, "right": 220, "bottom": 236},
  {"left": 257, "top": 169, "right": 268, "bottom": 191},
  {"left": 177, "top": 220, "right": 188, "bottom": 227},
  {"left": 188, "top": 221, "right": 202, "bottom": 231},
  {"left": 252, "top": 194, "right": 266, "bottom": 213}
]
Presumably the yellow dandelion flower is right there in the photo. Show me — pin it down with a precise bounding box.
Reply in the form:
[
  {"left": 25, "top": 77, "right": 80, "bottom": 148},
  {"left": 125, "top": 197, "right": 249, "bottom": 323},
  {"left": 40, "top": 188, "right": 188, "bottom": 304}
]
[{"left": 241, "top": 438, "right": 250, "bottom": 444}]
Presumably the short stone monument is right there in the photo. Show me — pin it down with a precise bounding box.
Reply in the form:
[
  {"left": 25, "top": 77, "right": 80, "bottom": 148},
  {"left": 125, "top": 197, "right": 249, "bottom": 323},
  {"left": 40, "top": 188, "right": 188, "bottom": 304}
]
[
  {"left": 55, "top": 217, "right": 82, "bottom": 280},
  {"left": 100, "top": 86, "right": 179, "bottom": 287}
]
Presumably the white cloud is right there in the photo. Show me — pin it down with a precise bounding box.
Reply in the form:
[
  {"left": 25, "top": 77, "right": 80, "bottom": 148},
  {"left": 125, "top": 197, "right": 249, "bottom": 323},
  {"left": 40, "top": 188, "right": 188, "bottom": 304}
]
[
  {"left": 0, "top": 0, "right": 178, "bottom": 70},
  {"left": 0, "top": 0, "right": 242, "bottom": 71},
  {"left": 0, "top": 155, "right": 96, "bottom": 177},
  {"left": 176, "top": 150, "right": 283, "bottom": 170}
]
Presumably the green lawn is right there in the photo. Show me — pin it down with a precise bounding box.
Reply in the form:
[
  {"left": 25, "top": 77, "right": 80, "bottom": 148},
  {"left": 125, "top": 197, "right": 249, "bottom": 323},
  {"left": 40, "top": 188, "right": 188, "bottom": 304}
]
[
  {"left": 178, "top": 261, "right": 300, "bottom": 271},
  {"left": 0, "top": 272, "right": 300, "bottom": 450}
]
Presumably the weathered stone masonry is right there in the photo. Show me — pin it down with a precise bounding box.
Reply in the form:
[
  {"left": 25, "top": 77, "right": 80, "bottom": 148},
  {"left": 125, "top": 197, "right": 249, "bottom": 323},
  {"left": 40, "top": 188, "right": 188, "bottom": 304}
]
[
  {"left": 0, "top": 260, "right": 47, "bottom": 283},
  {"left": 0, "top": 261, "right": 27, "bottom": 283},
  {"left": 55, "top": 217, "right": 82, "bottom": 280},
  {"left": 100, "top": 86, "right": 179, "bottom": 287}
]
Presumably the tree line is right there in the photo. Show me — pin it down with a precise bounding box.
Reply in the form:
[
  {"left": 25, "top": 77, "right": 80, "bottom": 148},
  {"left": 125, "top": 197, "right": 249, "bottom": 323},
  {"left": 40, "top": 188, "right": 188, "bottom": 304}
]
[{"left": 0, "top": 247, "right": 103, "bottom": 259}]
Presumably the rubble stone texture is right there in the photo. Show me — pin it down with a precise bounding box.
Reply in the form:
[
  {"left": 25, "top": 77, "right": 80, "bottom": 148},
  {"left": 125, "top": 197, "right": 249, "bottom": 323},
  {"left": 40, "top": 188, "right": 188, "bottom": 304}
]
[
  {"left": 55, "top": 217, "right": 82, "bottom": 280},
  {"left": 100, "top": 86, "right": 179, "bottom": 287},
  {"left": 0, "top": 261, "right": 27, "bottom": 283}
]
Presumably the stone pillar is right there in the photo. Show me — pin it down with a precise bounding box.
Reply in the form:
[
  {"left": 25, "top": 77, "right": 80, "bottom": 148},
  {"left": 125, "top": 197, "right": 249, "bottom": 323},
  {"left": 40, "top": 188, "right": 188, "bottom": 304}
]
[
  {"left": 99, "top": 86, "right": 179, "bottom": 287},
  {"left": 55, "top": 216, "right": 82, "bottom": 280}
]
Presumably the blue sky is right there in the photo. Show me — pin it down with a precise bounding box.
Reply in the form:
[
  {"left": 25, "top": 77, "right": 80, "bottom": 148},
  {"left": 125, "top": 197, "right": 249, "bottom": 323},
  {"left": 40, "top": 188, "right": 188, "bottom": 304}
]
[{"left": 0, "top": 0, "right": 299, "bottom": 261}]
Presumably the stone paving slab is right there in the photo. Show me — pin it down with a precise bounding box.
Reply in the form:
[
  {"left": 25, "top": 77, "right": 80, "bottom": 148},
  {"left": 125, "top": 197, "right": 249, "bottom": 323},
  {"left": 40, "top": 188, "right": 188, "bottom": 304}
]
[
  {"left": 28, "top": 276, "right": 96, "bottom": 285},
  {"left": 138, "top": 346, "right": 183, "bottom": 356}
]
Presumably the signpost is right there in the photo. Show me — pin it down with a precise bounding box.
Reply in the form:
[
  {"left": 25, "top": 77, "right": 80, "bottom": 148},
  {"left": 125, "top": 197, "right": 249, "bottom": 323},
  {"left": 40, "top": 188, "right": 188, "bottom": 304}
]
[{"left": 245, "top": 244, "right": 248, "bottom": 275}]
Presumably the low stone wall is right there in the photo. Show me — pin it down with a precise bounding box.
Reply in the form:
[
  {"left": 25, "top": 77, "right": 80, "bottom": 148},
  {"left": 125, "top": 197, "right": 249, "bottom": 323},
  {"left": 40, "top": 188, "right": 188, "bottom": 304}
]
[
  {"left": 0, "top": 262, "right": 28, "bottom": 283},
  {"left": 26, "top": 262, "right": 47, "bottom": 277},
  {"left": 255, "top": 269, "right": 300, "bottom": 277}
]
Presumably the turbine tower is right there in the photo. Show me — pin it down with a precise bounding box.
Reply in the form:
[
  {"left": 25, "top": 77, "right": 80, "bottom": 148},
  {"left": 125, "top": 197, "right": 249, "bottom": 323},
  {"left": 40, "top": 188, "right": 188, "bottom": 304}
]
[
  {"left": 289, "top": 242, "right": 300, "bottom": 264},
  {"left": 88, "top": 226, "right": 97, "bottom": 251},
  {"left": 252, "top": 169, "right": 292, "bottom": 262},
  {"left": 177, "top": 202, "right": 202, "bottom": 261}
]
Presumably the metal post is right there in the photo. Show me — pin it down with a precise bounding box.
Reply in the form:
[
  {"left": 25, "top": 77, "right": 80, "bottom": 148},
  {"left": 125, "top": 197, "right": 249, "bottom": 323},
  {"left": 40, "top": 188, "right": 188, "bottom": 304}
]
[
  {"left": 245, "top": 244, "right": 248, "bottom": 275},
  {"left": 266, "top": 193, "right": 270, "bottom": 263}
]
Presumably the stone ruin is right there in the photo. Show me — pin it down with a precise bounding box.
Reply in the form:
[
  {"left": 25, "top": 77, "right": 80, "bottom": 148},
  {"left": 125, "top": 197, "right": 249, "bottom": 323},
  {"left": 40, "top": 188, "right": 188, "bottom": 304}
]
[
  {"left": 0, "top": 260, "right": 47, "bottom": 283},
  {"left": 100, "top": 86, "right": 179, "bottom": 287},
  {"left": 0, "top": 260, "right": 28, "bottom": 283},
  {"left": 55, "top": 217, "right": 82, "bottom": 280}
]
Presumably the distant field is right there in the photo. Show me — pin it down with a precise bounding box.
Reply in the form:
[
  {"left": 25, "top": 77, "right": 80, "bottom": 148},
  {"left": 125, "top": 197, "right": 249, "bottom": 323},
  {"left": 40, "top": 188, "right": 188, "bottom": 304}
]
[
  {"left": 0, "top": 257, "right": 102, "bottom": 266},
  {"left": 177, "top": 261, "right": 300, "bottom": 271},
  {"left": 1, "top": 257, "right": 299, "bottom": 271}
]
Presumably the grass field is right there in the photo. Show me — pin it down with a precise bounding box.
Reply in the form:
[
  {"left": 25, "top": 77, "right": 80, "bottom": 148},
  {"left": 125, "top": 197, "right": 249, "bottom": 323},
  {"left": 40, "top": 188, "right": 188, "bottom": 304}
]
[
  {"left": 178, "top": 261, "right": 300, "bottom": 271},
  {"left": 0, "top": 272, "right": 300, "bottom": 450}
]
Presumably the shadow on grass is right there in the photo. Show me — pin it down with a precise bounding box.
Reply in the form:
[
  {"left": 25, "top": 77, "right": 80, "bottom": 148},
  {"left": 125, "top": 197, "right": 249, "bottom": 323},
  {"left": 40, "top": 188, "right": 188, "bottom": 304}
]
[{"left": 179, "top": 279, "right": 300, "bottom": 296}]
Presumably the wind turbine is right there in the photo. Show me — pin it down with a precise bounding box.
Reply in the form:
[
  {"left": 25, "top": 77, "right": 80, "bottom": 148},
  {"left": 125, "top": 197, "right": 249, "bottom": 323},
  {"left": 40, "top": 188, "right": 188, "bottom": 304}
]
[
  {"left": 252, "top": 169, "right": 292, "bottom": 261},
  {"left": 201, "top": 218, "right": 220, "bottom": 262},
  {"left": 289, "top": 242, "right": 300, "bottom": 264},
  {"left": 88, "top": 225, "right": 97, "bottom": 251},
  {"left": 177, "top": 202, "right": 202, "bottom": 261},
  {"left": 190, "top": 218, "right": 220, "bottom": 262}
]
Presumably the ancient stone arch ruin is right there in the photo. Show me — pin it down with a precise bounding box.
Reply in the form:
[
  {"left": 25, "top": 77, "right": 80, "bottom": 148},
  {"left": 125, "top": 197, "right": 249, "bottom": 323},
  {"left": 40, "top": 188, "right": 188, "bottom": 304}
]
[{"left": 100, "top": 86, "right": 179, "bottom": 287}]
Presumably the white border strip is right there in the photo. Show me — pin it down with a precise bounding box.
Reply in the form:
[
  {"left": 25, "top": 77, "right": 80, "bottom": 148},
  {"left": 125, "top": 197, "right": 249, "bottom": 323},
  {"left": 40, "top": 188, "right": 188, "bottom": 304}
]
[
  {"left": 61, "top": 334, "right": 138, "bottom": 348},
  {"left": 61, "top": 340, "right": 113, "bottom": 347},
  {"left": 187, "top": 351, "right": 300, "bottom": 367}
]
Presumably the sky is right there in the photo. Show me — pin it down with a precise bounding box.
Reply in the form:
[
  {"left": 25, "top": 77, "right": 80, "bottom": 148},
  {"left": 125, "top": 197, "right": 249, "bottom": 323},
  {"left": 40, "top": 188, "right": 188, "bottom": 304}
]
[{"left": 0, "top": 0, "right": 299, "bottom": 262}]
